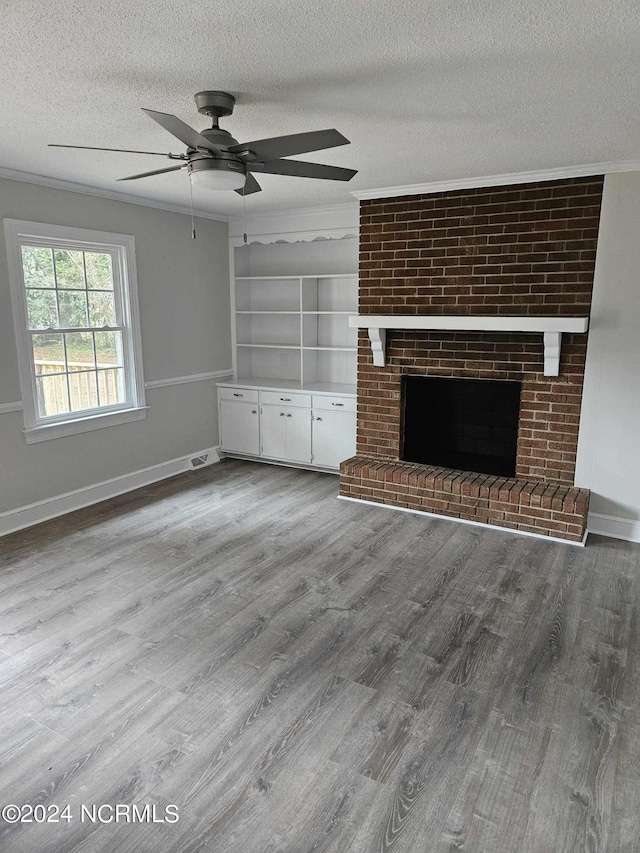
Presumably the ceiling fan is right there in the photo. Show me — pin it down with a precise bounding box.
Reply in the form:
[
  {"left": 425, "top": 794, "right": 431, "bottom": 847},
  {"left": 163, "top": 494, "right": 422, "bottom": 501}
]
[{"left": 49, "top": 90, "right": 357, "bottom": 196}]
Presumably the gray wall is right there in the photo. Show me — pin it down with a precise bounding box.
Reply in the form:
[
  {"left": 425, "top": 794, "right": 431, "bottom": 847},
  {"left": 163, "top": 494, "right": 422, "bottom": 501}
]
[
  {"left": 0, "top": 177, "right": 230, "bottom": 515},
  {"left": 576, "top": 171, "right": 640, "bottom": 539}
]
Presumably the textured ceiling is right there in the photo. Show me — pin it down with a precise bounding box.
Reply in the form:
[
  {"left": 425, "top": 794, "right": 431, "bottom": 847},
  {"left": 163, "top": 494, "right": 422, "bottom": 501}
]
[{"left": 1, "top": 0, "right": 638, "bottom": 216}]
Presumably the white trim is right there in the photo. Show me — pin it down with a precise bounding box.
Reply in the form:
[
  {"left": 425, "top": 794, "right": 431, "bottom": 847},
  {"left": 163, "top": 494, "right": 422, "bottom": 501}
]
[
  {"left": 3, "top": 219, "right": 147, "bottom": 440},
  {"left": 367, "top": 327, "right": 387, "bottom": 368},
  {"left": 229, "top": 241, "right": 238, "bottom": 381},
  {"left": 23, "top": 405, "right": 148, "bottom": 444},
  {"left": 0, "top": 370, "right": 235, "bottom": 412},
  {"left": 0, "top": 166, "right": 228, "bottom": 222},
  {"left": 338, "top": 495, "right": 587, "bottom": 547},
  {"left": 350, "top": 159, "right": 640, "bottom": 201},
  {"left": 228, "top": 202, "right": 358, "bottom": 240},
  {"left": 0, "top": 401, "right": 23, "bottom": 414},
  {"left": 229, "top": 228, "right": 358, "bottom": 248},
  {"left": 0, "top": 446, "right": 223, "bottom": 538},
  {"left": 145, "top": 369, "right": 233, "bottom": 389},
  {"left": 349, "top": 315, "right": 589, "bottom": 333},
  {"left": 350, "top": 315, "right": 589, "bottom": 374},
  {"left": 586, "top": 512, "right": 640, "bottom": 543}
]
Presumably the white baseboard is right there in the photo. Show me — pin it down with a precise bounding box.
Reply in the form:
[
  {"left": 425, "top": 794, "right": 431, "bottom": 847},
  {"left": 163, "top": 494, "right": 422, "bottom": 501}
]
[
  {"left": 223, "top": 451, "right": 338, "bottom": 475},
  {"left": 587, "top": 512, "right": 640, "bottom": 543},
  {"left": 0, "top": 446, "right": 222, "bottom": 538},
  {"left": 338, "top": 495, "right": 587, "bottom": 547}
]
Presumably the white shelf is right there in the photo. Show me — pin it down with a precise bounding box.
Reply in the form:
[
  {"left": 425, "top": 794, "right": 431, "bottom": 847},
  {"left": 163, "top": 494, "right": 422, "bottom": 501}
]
[
  {"left": 236, "top": 274, "right": 357, "bottom": 281},
  {"left": 236, "top": 343, "right": 300, "bottom": 350},
  {"left": 305, "top": 381, "right": 356, "bottom": 395},
  {"left": 219, "top": 377, "right": 357, "bottom": 396},
  {"left": 303, "top": 346, "right": 357, "bottom": 352},
  {"left": 349, "top": 314, "right": 590, "bottom": 376},
  {"left": 232, "top": 246, "right": 357, "bottom": 392}
]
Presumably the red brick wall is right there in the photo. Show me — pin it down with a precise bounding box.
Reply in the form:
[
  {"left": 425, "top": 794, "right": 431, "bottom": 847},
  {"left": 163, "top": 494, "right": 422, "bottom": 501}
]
[{"left": 356, "top": 177, "right": 604, "bottom": 486}]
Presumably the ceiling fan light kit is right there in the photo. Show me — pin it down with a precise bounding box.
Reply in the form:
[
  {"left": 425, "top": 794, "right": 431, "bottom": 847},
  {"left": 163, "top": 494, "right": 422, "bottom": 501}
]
[
  {"left": 49, "top": 90, "right": 357, "bottom": 197},
  {"left": 188, "top": 157, "right": 246, "bottom": 191}
]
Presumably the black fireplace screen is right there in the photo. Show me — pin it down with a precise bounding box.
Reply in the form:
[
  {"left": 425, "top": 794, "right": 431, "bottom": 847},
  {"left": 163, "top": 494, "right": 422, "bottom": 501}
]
[{"left": 401, "top": 375, "right": 522, "bottom": 478}]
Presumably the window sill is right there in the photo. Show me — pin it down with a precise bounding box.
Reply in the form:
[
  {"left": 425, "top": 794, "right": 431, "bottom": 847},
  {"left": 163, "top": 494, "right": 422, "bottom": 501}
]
[{"left": 23, "top": 406, "right": 149, "bottom": 444}]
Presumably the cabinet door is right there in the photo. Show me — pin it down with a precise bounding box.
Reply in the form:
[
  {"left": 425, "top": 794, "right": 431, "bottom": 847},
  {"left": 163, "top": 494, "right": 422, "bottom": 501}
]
[
  {"left": 260, "top": 405, "right": 288, "bottom": 459},
  {"left": 220, "top": 400, "right": 260, "bottom": 455},
  {"left": 312, "top": 410, "right": 356, "bottom": 468},
  {"left": 285, "top": 407, "right": 312, "bottom": 464}
]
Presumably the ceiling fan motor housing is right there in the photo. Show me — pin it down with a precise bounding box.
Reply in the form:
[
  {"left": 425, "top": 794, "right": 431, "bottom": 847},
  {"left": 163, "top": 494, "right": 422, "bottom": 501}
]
[
  {"left": 199, "top": 126, "right": 239, "bottom": 148},
  {"left": 188, "top": 157, "right": 245, "bottom": 177}
]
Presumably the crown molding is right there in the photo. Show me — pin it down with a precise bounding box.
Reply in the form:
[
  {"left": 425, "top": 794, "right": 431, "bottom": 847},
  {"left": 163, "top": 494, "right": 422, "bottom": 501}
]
[
  {"left": 0, "top": 166, "right": 229, "bottom": 222},
  {"left": 350, "top": 159, "right": 640, "bottom": 201}
]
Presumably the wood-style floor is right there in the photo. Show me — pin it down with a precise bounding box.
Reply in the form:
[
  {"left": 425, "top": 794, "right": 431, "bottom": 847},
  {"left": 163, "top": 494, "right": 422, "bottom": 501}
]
[{"left": 1, "top": 459, "right": 639, "bottom": 853}]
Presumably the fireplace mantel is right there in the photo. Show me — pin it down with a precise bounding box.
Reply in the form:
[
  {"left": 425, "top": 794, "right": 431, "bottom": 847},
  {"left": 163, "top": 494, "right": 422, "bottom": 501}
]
[{"left": 348, "top": 315, "right": 589, "bottom": 376}]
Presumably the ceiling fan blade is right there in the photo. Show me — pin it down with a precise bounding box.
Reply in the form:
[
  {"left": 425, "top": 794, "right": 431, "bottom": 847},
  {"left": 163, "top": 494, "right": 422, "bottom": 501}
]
[
  {"left": 48, "top": 144, "right": 186, "bottom": 158},
  {"left": 235, "top": 172, "right": 262, "bottom": 196},
  {"left": 248, "top": 159, "right": 357, "bottom": 182},
  {"left": 229, "top": 129, "right": 349, "bottom": 162},
  {"left": 116, "top": 165, "right": 186, "bottom": 181},
  {"left": 142, "top": 108, "right": 220, "bottom": 152}
]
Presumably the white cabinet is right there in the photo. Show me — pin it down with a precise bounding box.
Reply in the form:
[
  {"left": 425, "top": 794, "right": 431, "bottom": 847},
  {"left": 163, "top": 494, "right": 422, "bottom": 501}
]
[
  {"left": 218, "top": 383, "right": 355, "bottom": 470},
  {"left": 312, "top": 410, "right": 356, "bottom": 469},
  {"left": 261, "top": 405, "right": 311, "bottom": 464},
  {"left": 260, "top": 405, "right": 287, "bottom": 459},
  {"left": 219, "top": 399, "right": 260, "bottom": 456},
  {"left": 286, "top": 407, "right": 313, "bottom": 463}
]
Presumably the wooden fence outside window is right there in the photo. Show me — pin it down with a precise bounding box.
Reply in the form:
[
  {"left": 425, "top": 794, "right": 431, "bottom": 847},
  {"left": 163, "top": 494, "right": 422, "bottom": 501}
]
[{"left": 35, "top": 360, "right": 122, "bottom": 416}]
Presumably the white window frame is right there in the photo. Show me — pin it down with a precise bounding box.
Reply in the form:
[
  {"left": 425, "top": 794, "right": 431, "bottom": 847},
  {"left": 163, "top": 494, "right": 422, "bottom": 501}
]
[{"left": 4, "top": 219, "right": 147, "bottom": 444}]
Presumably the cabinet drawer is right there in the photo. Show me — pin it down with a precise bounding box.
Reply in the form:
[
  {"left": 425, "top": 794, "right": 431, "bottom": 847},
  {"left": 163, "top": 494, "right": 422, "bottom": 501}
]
[
  {"left": 219, "top": 387, "right": 259, "bottom": 403},
  {"left": 260, "top": 390, "right": 311, "bottom": 408},
  {"left": 312, "top": 395, "right": 356, "bottom": 413}
]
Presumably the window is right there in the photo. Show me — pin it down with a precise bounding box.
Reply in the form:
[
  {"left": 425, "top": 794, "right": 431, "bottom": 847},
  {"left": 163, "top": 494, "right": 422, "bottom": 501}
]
[{"left": 4, "top": 220, "right": 146, "bottom": 443}]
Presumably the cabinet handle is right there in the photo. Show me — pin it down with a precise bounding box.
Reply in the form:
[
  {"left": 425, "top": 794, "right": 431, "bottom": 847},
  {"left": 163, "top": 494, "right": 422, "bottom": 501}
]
[
  {"left": 286, "top": 413, "right": 292, "bottom": 418},
  {"left": 280, "top": 397, "right": 291, "bottom": 401},
  {"left": 252, "top": 409, "right": 257, "bottom": 414},
  {"left": 331, "top": 402, "right": 344, "bottom": 407},
  {"left": 280, "top": 412, "right": 285, "bottom": 417},
  {"left": 316, "top": 417, "right": 323, "bottom": 421},
  {"left": 233, "top": 393, "right": 243, "bottom": 397}
]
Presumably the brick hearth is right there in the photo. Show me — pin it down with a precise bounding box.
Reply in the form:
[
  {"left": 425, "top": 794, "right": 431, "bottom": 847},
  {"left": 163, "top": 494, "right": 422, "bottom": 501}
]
[
  {"left": 340, "top": 176, "right": 604, "bottom": 542},
  {"left": 340, "top": 458, "right": 590, "bottom": 542}
]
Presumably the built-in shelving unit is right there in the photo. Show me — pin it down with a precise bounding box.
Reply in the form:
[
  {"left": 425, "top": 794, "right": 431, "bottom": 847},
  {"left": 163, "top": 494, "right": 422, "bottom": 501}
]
[
  {"left": 221, "top": 226, "right": 359, "bottom": 472},
  {"left": 234, "top": 274, "right": 358, "bottom": 393}
]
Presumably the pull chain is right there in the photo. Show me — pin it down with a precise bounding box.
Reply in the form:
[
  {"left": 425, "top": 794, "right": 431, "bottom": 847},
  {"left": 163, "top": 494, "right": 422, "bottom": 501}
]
[
  {"left": 189, "top": 174, "right": 196, "bottom": 239},
  {"left": 243, "top": 190, "right": 248, "bottom": 244}
]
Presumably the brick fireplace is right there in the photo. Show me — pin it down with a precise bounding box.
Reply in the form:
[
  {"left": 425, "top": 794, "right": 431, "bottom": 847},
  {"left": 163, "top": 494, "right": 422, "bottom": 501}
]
[{"left": 339, "top": 177, "right": 604, "bottom": 543}]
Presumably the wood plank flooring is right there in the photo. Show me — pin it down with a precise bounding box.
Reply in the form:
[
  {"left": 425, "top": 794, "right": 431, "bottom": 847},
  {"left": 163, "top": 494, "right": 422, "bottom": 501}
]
[{"left": 1, "top": 459, "right": 639, "bottom": 852}]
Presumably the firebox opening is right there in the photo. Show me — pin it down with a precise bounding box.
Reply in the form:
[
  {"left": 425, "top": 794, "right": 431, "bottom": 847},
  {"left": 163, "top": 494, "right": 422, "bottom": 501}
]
[{"left": 401, "top": 375, "right": 522, "bottom": 478}]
